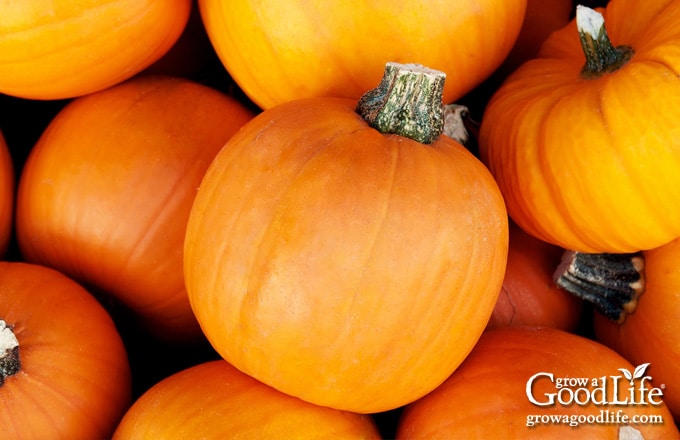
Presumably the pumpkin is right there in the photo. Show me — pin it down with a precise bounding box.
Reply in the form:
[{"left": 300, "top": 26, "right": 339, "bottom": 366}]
[
  {"left": 397, "top": 326, "right": 680, "bottom": 440},
  {"left": 15, "top": 75, "right": 254, "bottom": 341},
  {"left": 0, "top": 131, "right": 12, "bottom": 258},
  {"left": 462, "top": 0, "right": 574, "bottom": 120},
  {"left": 113, "top": 359, "right": 381, "bottom": 439},
  {"left": 479, "top": 0, "right": 680, "bottom": 254},
  {"left": 198, "top": 0, "right": 527, "bottom": 109},
  {"left": 487, "top": 221, "right": 583, "bottom": 331},
  {"left": 496, "top": 0, "right": 573, "bottom": 76},
  {"left": 184, "top": 62, "right": 509, "bottom": 413},
  {"left": 0, "top": 261, "right": 131, "bottom": 439},
  {"left": 0, "top": 0, "right": 191, "bottom": 100},
  {"left": 594, "top": 236, "right": 680, "bottom": 420}
]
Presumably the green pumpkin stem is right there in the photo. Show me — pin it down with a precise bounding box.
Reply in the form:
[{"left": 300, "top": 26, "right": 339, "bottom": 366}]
[
  {"left": 357, "top": 62, "right": 445, "bottom": 144},
  {"left": 577, "top": 5, "right": 633, "bottom": 79},
  {"left": 553, "top": 251, "right": 645, "bottom": 323},
  {"left": 0, "top": 320, "right": 20, "bottom": 386}
]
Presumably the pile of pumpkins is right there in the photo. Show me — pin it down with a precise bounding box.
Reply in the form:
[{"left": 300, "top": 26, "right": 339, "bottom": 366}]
[{"left": 1, "top": 0, "right": 679, "bottom": 438}]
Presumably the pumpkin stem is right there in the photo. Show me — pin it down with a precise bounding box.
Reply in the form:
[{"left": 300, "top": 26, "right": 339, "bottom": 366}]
[
  {"left": 576, "top": 5, "right": 633, "bottom": 79},
  {"left": 357, "top": 62, "right": 445, "bottom": 144},
  {"left": 0, "top": 320, "right": 20, "bottom": 386},
  {"left": 443, "top": 104, "right": 471, "bottom": 145},
  {"left": 443, "top": 103, "right": 479, "bottom": 155},
  {"left": 553, "top": 251, "right": 645, "bottom": 323}
]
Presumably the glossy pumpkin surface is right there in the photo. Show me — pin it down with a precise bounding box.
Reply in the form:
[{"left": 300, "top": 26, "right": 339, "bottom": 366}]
[
  {"left": 184, "top": 95, "right": 509, "bottom": 413},
  {"left": 479, "top": 0, "right": 680, "bottom": 253},
  {"left": 0, "top": 262, "right": 131, "bottom": 439},
  {"left": 113, "top": 360, "right": 381, "bottom": 439},
  {"left": 487, "top": 222, "right": 583, "bottom": 331},
  {"left": 0, "top": 0, "right": 191, "bottom": 100},
  {"left": 0, "top": 132, "right": 12, "bottom": 258},
  {"left": 198, "top": 0, "right": 527, "bottom": 109},
  {"left": 595, "top": 236, "right": 680, "bottom": 419},
  {"left": 397, "top": 326, "right": 679, "bottom": 439},
  {"left": 15, "top": 75, "right": 254, "bottom": 341}
]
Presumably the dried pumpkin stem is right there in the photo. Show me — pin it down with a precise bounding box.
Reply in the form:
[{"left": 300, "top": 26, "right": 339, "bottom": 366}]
[
  {"left": 576, "top": 5, "right": 633, "bottom": 79},
  {"left": 553, "top": 251, "right": 645, "bottom": 323},
  {"left": 0, "top": 319, "right": 20, "bottom": 386},
  {"left": 357, "top": 62, "right": 445, "bottom": 144},
  {"left": 443, "top": 103, "right": 479, "bottom": 154}
]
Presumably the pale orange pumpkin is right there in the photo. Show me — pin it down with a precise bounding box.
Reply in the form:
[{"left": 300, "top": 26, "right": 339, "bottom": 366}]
[
  {"left": 199, "top": 0, "right": 527, "bottom": 109},
  {"left": 15, "top": 75, "right": 254, "bottom": 341},
  {"left": 479, "top": 0, "right": 680, "bottom": 253},
  {"left": 184, "top": 63, "right": 509, "bottom": 413},
  {"left": 0, "top": 0, "right": 191, "bottom": 100},
  {"left": 113, "top": 360, "right": 381, "bottom": 439},
  {"left": 0, "top": 131, "right": 12, "bottom": 257},
  {"left": 0, "top": 262, "right": 131, "bottom": 439}
]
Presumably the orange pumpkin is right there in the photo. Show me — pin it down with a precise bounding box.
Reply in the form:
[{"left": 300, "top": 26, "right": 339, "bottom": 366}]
[
  {"left": 15, "top": 75, "right": 254, "bottom": 341},
  {"left": 497, "top": 0, "right": 574, "bottom": 76},
  {"left": 397, "top": 326, "right": 680, "bottom": 439},
  {"left": 463, "top": 0, "right": 574, "bottom": 119},
  {"left": 487, "top": 221, "right": 583, "bottom": 331},
  {"left": 595, "top": 236, "right": 680, "bottom": 420},
  {"left": 198, "top": 0, "right": 527, "bottom": 109},
  {"left": 184, "top": 63, "right": 509, "bottom": 413},
  {"left": 0, "top": 0, "right": 191, "bottom": 100},
  {"left": 113, "top": 360, "right": 381, "bottom": 439},
  {"left": 0, "top": 131, "right": 12, "bottom": 257},
  {"left": 479, "top": 0, "right": 680, "bottom": 253},
  {"left": 0, "top": 261, "right": 131, "bottom": 439}
]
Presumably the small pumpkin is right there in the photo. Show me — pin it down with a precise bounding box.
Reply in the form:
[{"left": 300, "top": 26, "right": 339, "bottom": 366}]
[
  {"left": 184, "top": 62, "right": 509, "bottom": 413},
  {"left": 594, "top": 236, "right": 680, "bottom": 420},
  {"left": 113, "top": 359, "right": 381, "bottom": 439},
  {"left": 397, "top": 326, "right": 679, "bottom": 440},
  {"left": 16, "top": 75, "right": 254, "bottom": 341},
  {"left": 198, "top": 0, "right": 527, "bottom": 109},
  {"left": 0, "top": 131, "right": 12, "bottom": 257},
  {"left": 479, "top": 0, "right": 680, "bottom": 253},
  {"left": 0, "top": 261, "right": 131, "bottom": 439},
  {"left": 0, "top": 0, "right": 191, "bottom": 100},
  {"left": 487, "top": 221, "right": 583, "bottom": 331}
]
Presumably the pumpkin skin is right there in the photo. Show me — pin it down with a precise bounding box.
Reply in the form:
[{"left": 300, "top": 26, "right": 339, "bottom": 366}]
[
  {"left": 487, "top": 221, "right": 583, "bottom": 331},
  {"left": 184, "top": 96, "right": 509, "bottom": 414},
  {"left": 594, "top": 236, "right": 680, "bottom": 420},
  {"left": 15, "top": 75, "right": 254, "bottom": 341},
  {"left": 494, "top": 0, "right": 573, "bottom": 78},
  {"left": 479, "top": 0, "right": 680, "bottom": 253},
  {"left": 198, "top": 0, "right": 527, "bottom": 109},
  {"left": 0, "top": 131, "right": 12, "bottom": 258},
  {"left": 397, "top": 326, "right": 679, "bottom": 440},
  {"left": 0, "top": 262, "right": 131, "bottom": 440},
  {"left": 113, "top": 360, "right": 381, "bottom": 439},
  {"left": 0, "top": 0, "right": 191, "bottom": 100}
]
